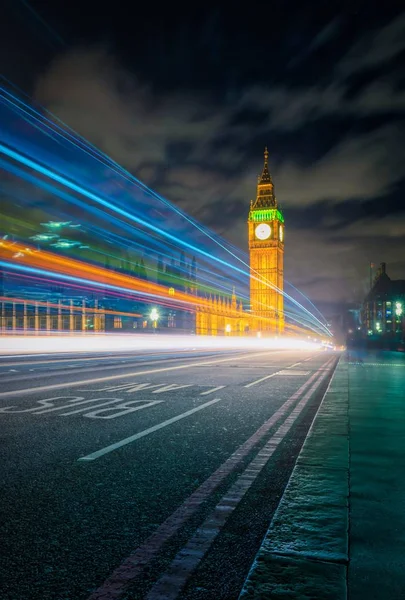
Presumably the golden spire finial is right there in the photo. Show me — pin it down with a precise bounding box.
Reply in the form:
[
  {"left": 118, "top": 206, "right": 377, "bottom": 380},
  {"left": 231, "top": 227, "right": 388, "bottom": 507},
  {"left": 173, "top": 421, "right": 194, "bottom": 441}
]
[
  {"left": 257, "top": 146, "right": 272, "bottom": 187},
  {"left": 252, "top": 146, "right": 276, "bottom": 208}
]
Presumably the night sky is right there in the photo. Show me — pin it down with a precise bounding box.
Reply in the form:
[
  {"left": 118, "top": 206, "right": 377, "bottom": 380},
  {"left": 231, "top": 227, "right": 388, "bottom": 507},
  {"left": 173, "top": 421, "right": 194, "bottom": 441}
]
[{"left": 2, "top": 0, "right": 405, "bottom": 314}]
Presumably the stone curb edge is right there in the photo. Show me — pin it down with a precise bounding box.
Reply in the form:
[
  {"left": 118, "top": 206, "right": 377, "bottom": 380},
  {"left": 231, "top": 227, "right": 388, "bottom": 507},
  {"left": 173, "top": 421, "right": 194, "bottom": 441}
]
[{"left": 239, "top": 355, "right": 349, "bottom": 600}]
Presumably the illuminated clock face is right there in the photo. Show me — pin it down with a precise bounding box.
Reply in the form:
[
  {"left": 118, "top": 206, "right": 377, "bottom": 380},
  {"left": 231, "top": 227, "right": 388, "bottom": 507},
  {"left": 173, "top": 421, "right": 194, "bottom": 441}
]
[
  {"left": 255, "top": 223, "right": 271, "bottom": 240},
  {"left": 279, "top": 226, "right": 284, "bottom": 242}
]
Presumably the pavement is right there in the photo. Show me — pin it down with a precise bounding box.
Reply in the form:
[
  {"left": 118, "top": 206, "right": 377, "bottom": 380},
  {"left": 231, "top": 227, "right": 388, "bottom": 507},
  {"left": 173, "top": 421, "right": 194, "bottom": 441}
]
[
  {"left": 4, "top": 346, "right": 403, "bottom": 600},
  {"left": 240, "top": 350, "right": 405, "bottom": 600},
  {"left": 0, "top": 345, "right": 337, "bottom": 600}
]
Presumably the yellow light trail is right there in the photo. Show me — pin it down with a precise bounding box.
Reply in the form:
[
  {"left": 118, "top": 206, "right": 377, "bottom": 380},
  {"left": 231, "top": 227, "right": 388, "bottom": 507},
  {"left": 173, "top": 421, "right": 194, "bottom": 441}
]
[{"left": 0, "top": 240, "right": 321, "bottom": 338}]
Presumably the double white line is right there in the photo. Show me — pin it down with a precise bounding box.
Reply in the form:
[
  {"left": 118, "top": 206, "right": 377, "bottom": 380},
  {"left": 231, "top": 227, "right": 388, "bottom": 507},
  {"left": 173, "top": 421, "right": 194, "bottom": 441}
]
[{"left": 87, "top": 357, "right": 336, "bottom": 600}]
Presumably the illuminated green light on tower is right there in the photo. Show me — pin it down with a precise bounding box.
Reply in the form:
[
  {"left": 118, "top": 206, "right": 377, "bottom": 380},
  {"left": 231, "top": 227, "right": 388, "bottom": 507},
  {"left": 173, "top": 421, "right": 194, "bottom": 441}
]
[
  {"left": 249, "top": 209, "right": 284, "bottom": 223},
  {"left": 395, "top": 302, "right": 403, "bottom": 316}
]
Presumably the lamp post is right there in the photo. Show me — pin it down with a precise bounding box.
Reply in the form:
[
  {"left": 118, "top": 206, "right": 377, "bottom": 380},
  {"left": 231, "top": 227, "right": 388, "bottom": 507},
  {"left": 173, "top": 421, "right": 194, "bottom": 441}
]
[{"left": 150, "top": 308, "right": 159, "bottom": 332}]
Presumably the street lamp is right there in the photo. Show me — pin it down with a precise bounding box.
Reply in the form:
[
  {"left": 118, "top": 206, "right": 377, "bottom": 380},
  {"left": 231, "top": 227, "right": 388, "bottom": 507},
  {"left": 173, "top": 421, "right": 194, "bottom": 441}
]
[
  {"left": 150, "top": 308, "right": 159, "bottom": 331},
  {"left": 225, "top": 324, "right": 231, "bottom": 335}
]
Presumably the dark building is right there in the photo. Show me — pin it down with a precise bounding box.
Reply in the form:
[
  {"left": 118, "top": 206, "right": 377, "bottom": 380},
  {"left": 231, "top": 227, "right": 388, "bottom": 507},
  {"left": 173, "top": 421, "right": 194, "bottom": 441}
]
[{"left": 361, "top": 263, "right": 405, "bottom": 347}]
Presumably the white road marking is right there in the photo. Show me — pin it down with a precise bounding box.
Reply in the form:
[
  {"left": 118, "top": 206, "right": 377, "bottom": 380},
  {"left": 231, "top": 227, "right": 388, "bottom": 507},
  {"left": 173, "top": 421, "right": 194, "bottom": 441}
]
[
  {"left": 303, "top": 355, "right": 318, "bottom": 362},
  {"left": 277, "top": 370, "right": 310, "bottom": 376},
  {"left": 85, "top": 359, "right": 335, "bottom": 600},
  {"left": 36, "top": 397, "right": 120, "bottom": 414},
  {"left": 0, "top": 353, "right": 52, "bottom": 358},
  {"left": 76, "top": 400, "right": 163, "bottom": 419},
  {"left": 0, "top": 396, "right": 85, "bottom": 414},
  {"left": 286, "top": 361, "right": 303, "bottom": 368},
  {"left": 59, "top": 398, "right": 126, "bottom": 415},
  {"left": 78, "top": 397, "right": 223, "bottom": 461},
  {"left": 151, "top": 384, "right": 192, "bottom": 394},
  {"left": 146, "top": 361, "right": 334, "bottom": 600},
  {"left": 200, "top": 386, "right": 225, "bottom": 395},
  {"left": 0, "top": 349, "right": 200, "bottom": 367},
  {"left": 0, "top": 350, "right": 278, "bottom": 399},
  {"left": 0, "top": 394, "right": 164, "bottom": 420},
  {"left": 244, "top": 358, "right": 314, "bottom": 387},
  {"left": 244, "top": 372, "right": 277, "bottom": 388},
  {"left": 82, "top": 383, "right": 163, "bottom": 393}
]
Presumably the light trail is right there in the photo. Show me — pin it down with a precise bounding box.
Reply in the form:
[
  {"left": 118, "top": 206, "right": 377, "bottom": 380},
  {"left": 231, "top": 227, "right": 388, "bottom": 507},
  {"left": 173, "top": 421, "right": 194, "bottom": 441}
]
[
  {"left": 0, "top": 252, "right": 318, "bottom": 338},
  {"left": 0, "top": 86, "right": 332, "bottom": 337},
  {"left": 0, "top": 334, "right": 325, "bottom": 356}
]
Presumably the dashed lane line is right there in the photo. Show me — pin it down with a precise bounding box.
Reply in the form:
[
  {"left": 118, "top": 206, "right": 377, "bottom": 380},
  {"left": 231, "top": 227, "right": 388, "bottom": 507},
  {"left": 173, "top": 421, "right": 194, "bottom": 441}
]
[
  {"left": 78, "top": 397, "right": 223, "bottom": 461},
  {"left": 244, "top": 360, "right": 306, "bottom": 387},
  {"left": 244, "top": 372, "right": 277, "bottom": 388},
  {"left": 277, "top": 370, "right": 310, "bottom": 376},
  {"left": 245, "top": 358, "right": 317, "bottom": 387},
  {"left": 286, "top": 360, "right": 304, "bottom": 368},
  {"left": 200, "top": 386, "right": 226, "bottom": 395}
]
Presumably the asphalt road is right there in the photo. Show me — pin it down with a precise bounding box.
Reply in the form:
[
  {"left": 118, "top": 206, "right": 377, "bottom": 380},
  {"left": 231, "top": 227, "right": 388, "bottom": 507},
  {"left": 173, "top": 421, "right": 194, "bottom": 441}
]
[{"left": 0, "top": 347, "right": 338, "bottom": 600}]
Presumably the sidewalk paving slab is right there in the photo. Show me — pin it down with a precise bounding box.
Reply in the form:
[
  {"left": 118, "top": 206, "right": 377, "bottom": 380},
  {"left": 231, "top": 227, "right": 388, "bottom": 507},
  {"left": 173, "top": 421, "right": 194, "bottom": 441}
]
[
  {"left": 240, "top": 351, "right": 405, "bottom": 600},
  {"left": 348, "top": 352, "right": 405, "bottom": 600},
  {"left": 240, "top": 356, "right": 349, "bottom": 600}
]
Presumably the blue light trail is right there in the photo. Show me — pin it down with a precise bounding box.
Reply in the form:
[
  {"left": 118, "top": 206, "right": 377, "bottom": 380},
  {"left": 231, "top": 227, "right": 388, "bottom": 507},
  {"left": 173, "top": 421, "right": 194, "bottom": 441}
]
[{"left": 0, "top": 86, "right": 332, "bottom": 337}]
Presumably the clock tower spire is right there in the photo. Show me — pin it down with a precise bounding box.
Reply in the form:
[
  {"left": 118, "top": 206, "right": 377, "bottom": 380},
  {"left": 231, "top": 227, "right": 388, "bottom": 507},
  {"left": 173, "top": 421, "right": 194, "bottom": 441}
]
[{"left": 248, "top": 148, "right": 284, "bottom": 333}]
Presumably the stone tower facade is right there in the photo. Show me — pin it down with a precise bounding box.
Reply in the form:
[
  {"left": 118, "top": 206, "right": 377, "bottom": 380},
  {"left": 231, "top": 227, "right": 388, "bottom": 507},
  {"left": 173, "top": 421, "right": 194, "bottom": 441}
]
[{"left": 248, "top": 148, "right": 284, "bottom": 333}]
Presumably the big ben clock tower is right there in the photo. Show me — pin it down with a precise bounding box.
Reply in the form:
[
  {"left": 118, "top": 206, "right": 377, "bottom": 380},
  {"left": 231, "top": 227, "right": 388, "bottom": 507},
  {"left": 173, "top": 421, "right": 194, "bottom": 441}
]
[{"left": 248, "top": 148, "right": 284, "bottom": 333}]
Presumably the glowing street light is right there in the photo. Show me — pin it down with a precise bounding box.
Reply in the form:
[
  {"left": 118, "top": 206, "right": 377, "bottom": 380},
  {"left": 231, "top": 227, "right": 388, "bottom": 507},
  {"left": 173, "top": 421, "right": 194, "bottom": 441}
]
[
  {"left": 225, "top": 324, "right": 231, "bottom": 334},
  {"left": 150, "top": 308, "right": 159, "bottom": 331}
]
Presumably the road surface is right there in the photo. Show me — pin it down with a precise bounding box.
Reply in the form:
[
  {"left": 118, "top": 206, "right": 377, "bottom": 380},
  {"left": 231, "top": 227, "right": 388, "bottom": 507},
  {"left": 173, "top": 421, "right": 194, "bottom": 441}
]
[{"left": 0, "top": 347, "right": 338, "bottom": 600}]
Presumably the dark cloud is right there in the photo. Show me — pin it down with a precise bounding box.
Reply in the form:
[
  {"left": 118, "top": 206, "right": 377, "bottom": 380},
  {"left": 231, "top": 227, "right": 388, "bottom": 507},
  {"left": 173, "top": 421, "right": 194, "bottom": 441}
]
[{"left": 337, "top": 12, "right": 405, "bottom": 76}]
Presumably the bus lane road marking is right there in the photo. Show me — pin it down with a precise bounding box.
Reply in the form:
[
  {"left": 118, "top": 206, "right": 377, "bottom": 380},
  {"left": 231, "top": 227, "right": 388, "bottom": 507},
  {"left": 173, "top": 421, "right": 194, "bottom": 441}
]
[
  {"left": 0, "top": 383, "right": 228, "bottom": 421},
  {"left": 0, "top": 395, "right": 164, "bottom": 420},
  {"left": 86, "top": 358, "right": 335, "bottom": 600}
]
